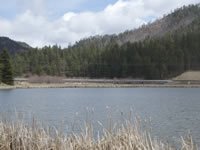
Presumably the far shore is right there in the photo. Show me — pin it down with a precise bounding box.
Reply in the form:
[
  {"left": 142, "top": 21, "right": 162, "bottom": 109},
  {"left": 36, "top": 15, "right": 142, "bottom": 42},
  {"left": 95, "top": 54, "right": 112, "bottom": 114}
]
[
  {"left": 1, "top": 82, "right": 200, "bottom": 89},
  {"left": 0, "top": 71, "right": 196, "bottom": 89}
]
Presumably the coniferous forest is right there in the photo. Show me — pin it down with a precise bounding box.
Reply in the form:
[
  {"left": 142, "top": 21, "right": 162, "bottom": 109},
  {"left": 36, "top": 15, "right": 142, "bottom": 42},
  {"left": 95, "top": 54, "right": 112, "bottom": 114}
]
[
  {"left": 11, "top": 29, "right": 200, "bottom": 79},
  {"left": 2, "top": 4, "right": 200, "bottom": 80}
]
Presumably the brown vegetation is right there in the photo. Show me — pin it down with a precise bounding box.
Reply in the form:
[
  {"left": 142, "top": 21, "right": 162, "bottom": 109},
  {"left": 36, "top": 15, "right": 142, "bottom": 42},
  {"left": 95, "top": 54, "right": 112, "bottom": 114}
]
[
  {"left": 28, "top": 75, "right": 64, "bottom": 84},
  {"left": 0, "top": 115, "right": 198, "bottom": 150}
]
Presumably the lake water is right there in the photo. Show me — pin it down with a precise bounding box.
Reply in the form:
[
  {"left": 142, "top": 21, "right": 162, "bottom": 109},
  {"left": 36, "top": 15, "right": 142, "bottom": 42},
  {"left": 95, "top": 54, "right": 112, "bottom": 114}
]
[{"left": 0, "top": 88, "right": 200, "bottom": 145}]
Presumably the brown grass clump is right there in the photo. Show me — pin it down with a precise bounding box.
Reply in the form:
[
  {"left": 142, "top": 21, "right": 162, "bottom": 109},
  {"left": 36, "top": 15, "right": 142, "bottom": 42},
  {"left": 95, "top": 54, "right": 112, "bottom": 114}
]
[
  {"left": 0, "top": 116, "right": 198, "bottom": 150},
  {"left": 28, "top": 75, "right": 64, "bottom": 84}
]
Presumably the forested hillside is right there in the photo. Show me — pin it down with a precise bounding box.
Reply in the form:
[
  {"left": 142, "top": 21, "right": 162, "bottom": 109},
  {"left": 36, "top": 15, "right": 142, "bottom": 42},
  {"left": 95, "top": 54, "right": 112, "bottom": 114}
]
[
  {"left": 73, "top": 4, "right": 200, "bottom": 49},
  {"left": 0, "top": 37, "right": 30, "bottom": 55},
  {"left": 10, "top": 4, "right": 200, "bottom": 79}
]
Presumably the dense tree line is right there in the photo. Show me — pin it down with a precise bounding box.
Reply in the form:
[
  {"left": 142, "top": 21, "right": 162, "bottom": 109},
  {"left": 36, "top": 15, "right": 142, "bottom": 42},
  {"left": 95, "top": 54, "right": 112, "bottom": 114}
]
[{"left": 11, "top": 28, "right": 200, "bottom": 79}]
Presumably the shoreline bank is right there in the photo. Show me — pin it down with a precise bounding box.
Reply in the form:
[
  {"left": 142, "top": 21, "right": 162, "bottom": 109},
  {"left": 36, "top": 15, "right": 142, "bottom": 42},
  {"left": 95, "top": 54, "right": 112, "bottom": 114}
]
[{"left": 1, "top": 82, "right": 200, "bottom": 89}]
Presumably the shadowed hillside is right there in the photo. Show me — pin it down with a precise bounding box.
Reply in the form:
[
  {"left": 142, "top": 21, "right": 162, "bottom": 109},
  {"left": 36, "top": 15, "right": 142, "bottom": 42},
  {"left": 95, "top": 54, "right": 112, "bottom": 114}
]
[{"left": 0, "top": 37, "right": 30, "bottom": 55}]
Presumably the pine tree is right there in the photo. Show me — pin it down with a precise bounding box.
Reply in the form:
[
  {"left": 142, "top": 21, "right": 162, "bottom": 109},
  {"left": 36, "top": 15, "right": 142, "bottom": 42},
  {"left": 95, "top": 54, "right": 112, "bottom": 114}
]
[
  {"left": 0, "top": 64, "right": 2, "bottom": 82},
  {"left": 0, "top": 48, "right": 14, "bottom": 85}
]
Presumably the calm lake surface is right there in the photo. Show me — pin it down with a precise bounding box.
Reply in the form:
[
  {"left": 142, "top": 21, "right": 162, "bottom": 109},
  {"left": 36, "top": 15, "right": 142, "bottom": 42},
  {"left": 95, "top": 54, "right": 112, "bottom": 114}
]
[{"left": 0, "top": 88, "right": 200, "bottom": 144}]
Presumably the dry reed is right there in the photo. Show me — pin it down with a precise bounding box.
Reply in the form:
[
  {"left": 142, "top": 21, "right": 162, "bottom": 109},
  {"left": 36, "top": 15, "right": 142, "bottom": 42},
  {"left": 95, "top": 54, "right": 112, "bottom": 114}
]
[{"left": 0, "top": 115, "right": 198, "bottom": 150}]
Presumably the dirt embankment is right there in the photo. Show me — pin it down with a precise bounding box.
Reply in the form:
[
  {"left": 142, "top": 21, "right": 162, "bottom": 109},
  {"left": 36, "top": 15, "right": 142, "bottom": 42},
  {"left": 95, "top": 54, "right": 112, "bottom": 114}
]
[
  {"left": 173, "top": 71, "right": 200, "bottom": 81},
  {"left": 0, "top": 82, "right": 200, "bottom": 89}
]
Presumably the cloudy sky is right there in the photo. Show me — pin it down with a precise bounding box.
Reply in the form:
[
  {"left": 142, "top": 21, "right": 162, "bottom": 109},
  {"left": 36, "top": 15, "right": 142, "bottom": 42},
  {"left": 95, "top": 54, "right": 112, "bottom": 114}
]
[{"left": 0, "top": 0, "right": 199, "bottom": 48}]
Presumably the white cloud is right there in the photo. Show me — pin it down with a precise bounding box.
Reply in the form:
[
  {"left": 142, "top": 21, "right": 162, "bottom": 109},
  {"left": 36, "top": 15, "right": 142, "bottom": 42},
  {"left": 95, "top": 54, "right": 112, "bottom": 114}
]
[
  {"left": 0, "top": 0, "right": 199, "bottom": 48},
  {"left": 63, "top": 12, "right": 77, "bottom": 21}
]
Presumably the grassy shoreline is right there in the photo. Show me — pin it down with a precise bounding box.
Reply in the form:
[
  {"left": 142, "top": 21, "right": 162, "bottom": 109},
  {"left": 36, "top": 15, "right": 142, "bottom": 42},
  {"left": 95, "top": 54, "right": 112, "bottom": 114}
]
[{"left": 1, "top": 82, "right": 200, "bottom": 89}]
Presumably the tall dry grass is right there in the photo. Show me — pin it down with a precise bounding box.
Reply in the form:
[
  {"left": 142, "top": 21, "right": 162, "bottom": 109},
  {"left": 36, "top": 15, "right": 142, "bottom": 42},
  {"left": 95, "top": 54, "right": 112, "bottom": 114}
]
[{"left": 0, "top": 115, "right": 198, "bottom": 150}]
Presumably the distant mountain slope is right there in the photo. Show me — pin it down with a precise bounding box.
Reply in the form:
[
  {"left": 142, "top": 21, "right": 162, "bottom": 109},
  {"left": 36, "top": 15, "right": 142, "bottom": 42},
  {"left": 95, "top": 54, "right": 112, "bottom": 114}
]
[
  {"left": 73, "top": 4, "right": 200, "bottom": 48},
  {"left": 0, "top": 37, "right": 31, "bottom": 55},
  {"left": 117, "top": 4, "right": 200, "bottom": 44}
]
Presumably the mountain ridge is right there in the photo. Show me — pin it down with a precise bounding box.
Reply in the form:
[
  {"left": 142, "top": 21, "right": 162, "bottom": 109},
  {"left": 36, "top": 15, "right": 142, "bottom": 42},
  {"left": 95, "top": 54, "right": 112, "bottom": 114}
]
[
  {"left": 73, "top": 4, "right": 200, "bottom": 49},
  {"left": 0, "top": 36, "right": 31, "bottom": 55},
  {"left": 1, "top": 4, "right": 200, "bottom": 54}
]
